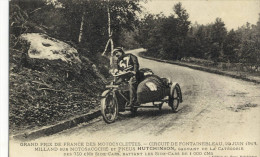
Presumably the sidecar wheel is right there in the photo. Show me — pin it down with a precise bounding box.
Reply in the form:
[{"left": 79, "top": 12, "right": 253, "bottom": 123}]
[
  {"left": 169, "top": 84, "right": 181, "bottom": 112},
  {"left": 101, "top": 93, "right": 118, "bottom": 124}
]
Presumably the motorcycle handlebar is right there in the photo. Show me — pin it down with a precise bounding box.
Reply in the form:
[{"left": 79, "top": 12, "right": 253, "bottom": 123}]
[{"left": 112, "top": 71, "right": 133, "bottom": 77}]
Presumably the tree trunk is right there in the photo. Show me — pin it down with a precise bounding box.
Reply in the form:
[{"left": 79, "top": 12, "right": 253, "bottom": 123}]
[{"left": 78, "top": 11, "right": 85, "bottom": 43}]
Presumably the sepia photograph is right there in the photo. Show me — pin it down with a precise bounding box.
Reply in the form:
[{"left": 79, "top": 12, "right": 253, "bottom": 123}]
[{"left": 6, "top": 0, "right": 260, "bottom": 156}]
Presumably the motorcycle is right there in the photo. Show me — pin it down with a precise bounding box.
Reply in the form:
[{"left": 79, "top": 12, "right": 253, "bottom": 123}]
[{"left": 100, "top": 68, "right": 183, "bottom": 123}]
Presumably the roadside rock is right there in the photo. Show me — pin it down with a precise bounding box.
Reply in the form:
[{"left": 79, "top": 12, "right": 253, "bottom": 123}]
[
  {"left": 20, "top": 33, "right": 81, "bottom": 64},
  {"left": 18, "top": 33, "right": 82, "bottom": 77}
]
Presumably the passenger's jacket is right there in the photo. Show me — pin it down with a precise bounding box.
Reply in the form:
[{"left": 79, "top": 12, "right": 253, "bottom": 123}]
[{"left": 117, "top": 54, "right": 139, "bottom": 73}]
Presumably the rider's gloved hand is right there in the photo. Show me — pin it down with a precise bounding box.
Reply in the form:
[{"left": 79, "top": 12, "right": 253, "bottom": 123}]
[
  {"left": 110, "top": 69, "right": 119, "bottom": 75},
  {"left": 131, "top": 71, "right": 136, "bottom": 75}
]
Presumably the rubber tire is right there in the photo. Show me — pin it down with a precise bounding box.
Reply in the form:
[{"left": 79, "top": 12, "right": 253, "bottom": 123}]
[
  {"left": 101, "top": 93, "right": 118, "bottom": 124},
  {"left": 169, "top": 84, "right": 181, "bottom": 112}
]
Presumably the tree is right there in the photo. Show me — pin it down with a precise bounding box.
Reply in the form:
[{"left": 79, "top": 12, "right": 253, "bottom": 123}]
[
  {"left": 136, "top": 13, "right": 166, "bottom": 57},
  {"left": 135, "top": 2, "right": 191, "bottom": 60},
  {"left": 173, "top": 2, "right": 191, "bottom": 59},
  {"left": 237, "top": 17, "right": 260, "bottom": 70},
  {"left": 9, "top": 0, "right": 48, "bottom": 35},
  {"left": 223, "top": 29, "right": 240, "bottom": 62},
  {"left": 57, "top": 0, "right": 141, "bottom": 54},
  {"left": 173, "top": 2, "right": 190, "bottom": 37},
  {"left": 210, "top": 18, "right": 227, "bottom": 61},
  {"left": 186, "top": 25, "right": 204, "bottom": 58},
  {"left": 160, "top": 15, "right": 179, "bottom": 59},
  {"left": 10, "top": 0, "right": 47, "bottom": 13}
]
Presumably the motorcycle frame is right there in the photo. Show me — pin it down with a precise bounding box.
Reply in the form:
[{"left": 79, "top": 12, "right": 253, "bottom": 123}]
[
  {"left": 103, "top": 73, "right": 179, "bottom": 113},
  {"left": 105, "top": 84, "right": 170, "bottom": 112}
]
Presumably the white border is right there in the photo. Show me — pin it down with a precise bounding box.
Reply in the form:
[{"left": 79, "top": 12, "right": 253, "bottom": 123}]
[{"left": 0, "top": 0, "right": 9, "bottom": 157}]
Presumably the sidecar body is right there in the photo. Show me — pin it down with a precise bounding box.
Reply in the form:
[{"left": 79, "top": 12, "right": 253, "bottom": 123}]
[{"left": 137, "top": 75, "right": 170, "bottom": 104}]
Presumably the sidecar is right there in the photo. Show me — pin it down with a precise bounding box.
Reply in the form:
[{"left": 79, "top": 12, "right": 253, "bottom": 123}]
[
  {"left": 136, "top": 73, "right": 182, "bottom": 111},
  {"left": 100, "top": 68, "right": 183, "bottom": 123}
]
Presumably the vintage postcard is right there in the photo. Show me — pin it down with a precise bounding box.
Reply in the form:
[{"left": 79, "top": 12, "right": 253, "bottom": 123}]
[{"left": 8, "top": 0, "right": 260, "bottom": 157}]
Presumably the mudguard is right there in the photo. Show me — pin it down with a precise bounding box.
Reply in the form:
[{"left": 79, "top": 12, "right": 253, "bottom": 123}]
[
  {"left": 101, "top": 89, "right": 126, "bottom": 112},
  {"left": 101, "top": 90, "right": 111, "bottom": 98}
]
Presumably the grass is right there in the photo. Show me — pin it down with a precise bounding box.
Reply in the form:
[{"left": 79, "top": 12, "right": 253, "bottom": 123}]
[{"left": 9, "top": 47, "right": 108, "bottom": 135}]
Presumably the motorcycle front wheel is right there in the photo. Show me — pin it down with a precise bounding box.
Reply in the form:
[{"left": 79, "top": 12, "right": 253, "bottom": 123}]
[{"left": 101, "top": 92, "right": 118, "bottom": 123}]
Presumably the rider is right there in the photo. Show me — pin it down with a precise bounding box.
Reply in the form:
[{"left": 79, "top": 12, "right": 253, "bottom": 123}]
[{"left": 112, "top": 47, "right": 139, "bottom": 107}]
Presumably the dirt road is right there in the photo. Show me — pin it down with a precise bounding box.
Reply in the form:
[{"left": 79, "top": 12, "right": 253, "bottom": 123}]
[{"left": 10, "top": 49, "right": 260, "bottom": 156}]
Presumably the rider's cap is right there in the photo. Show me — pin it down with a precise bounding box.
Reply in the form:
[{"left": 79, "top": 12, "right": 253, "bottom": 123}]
[{"left": 113, "top": 47, "right": 125, "bottom": 56}]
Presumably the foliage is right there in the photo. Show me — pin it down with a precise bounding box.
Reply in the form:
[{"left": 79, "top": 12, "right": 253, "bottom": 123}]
[
  {"left": 236, "top": 20, "right": 260, "bottom": 69},
  {"left": 9, "top": 48, "right": 105, "bottom": 133},
  {"left": 223, "top": 29, "right": 240, "bottom": 62},
  {"left": 136, "top": 3, "right": 260, "bottom": 71},
  {"left": 56, "top": 0, "right": 141, "bottom": 55},
  {"left": 10, "top": 0, "right": 46, "bottom": 13},
  {"left": 118, "top": 28, "right": 141, "bottom": 50},
  {"left": 136, "top": 2, "right": 191, "bottom": 60},
  {"left": 10, "top": 0, "right": 141, "bottom": 56}
]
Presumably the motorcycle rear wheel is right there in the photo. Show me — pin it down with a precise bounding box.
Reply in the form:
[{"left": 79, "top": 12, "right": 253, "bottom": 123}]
[{"left": 101, "top": 93, "right": 118, "bottom": 123}]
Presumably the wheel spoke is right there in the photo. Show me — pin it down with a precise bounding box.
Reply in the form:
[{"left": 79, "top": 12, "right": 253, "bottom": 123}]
[
  {"left": 105, "top": 97, "right": 115, "bottom": 119},
  {"left": 101, "top": 94, "right": 118, "bottom": 123},
  {"left": 105, "top": 107, "right": 110, "bottom": 114}
]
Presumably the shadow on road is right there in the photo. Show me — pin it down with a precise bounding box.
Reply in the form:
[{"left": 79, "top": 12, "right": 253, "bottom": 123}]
[{"left": 117, "top": 104, "right": 192, "bottom": 121}]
